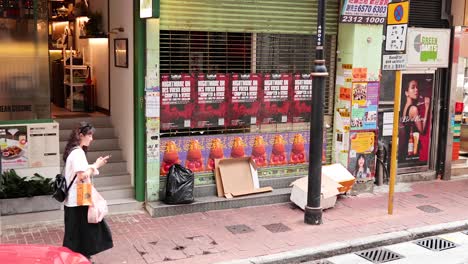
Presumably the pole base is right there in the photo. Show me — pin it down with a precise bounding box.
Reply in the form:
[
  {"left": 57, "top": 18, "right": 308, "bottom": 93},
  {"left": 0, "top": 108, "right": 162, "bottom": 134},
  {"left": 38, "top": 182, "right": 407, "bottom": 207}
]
[{"left": 304, "top": 206, "right": 323, "bottom": 225}]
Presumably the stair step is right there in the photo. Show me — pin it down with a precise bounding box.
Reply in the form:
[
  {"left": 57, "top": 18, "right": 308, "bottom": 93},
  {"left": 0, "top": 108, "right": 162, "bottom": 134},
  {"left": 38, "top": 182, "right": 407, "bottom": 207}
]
[
  {"left": 85, "top": 150, "right": 124, "bottom": 162},
  {"left": 451, "top": 166, "right": 468, "bottom": 176},
  {"left": 59, "top": 138, "right": 120, "bottom": 152},
  {"left": 93, "top": 173, "right": 131, "bottom": 188},
  {"left": 0, "top": 199, "right": 144, "bottom": 226},
  {"left": 97, "top": 185, "right": 134, "bottom": 200},
  {"left": 59, "top": 128, "right": 115, "bottom": 141},
  {"left": 147, "top": 187, "right": 292, "bottom": 218},
  {"left": 55, "top": 116, "right": 113, "bottom": 130}
]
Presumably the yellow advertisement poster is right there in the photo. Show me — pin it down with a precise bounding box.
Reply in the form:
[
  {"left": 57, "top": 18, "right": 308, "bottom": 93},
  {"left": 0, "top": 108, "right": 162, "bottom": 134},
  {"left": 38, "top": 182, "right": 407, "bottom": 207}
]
[{"left": 350, "top": 131, "right": 375, "bottom": 154}]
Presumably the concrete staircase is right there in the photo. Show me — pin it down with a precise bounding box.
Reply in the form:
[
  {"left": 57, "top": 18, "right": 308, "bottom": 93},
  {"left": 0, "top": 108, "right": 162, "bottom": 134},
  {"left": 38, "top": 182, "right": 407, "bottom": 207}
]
[
  {"left": 451, "top": 156, "right": 468, "bottom": 177},
  {"left": 1, "top": 116, "right": 143, "bottom": 226},
  {"left": 146, "top": 176, "right": 301, "bottom": 217},
  {"left": 57, "top": 116, "right": 142, "bottom": 212}
]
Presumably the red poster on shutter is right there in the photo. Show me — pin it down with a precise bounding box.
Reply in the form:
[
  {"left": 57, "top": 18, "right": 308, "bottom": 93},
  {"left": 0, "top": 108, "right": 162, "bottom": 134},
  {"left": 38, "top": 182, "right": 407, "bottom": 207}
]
[
  {"left": 160, "top": 73, "right": 196, "bottom": 130},
  {"left": 260, "top": 73, "right": 292, "bottom": 124},
  {"left": 292, "top": 73, "right": 312, "bottom": 123},
  {"left": 194, "top": 73, "right": 229, "bottom": 128},
  {"left": 228, "top": 73, "right": 261, "bottom": 126}
]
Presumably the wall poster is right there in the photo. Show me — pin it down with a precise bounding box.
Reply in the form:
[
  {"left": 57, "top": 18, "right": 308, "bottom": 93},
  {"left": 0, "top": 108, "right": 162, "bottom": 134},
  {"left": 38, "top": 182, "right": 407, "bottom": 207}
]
[
  {"left": 398, "top": 72, "right": 434, "bottom": 168},
  {"left": 261, "top": 73, "right": 292, "bottom": 124},
  {"left": 160, "top": 73, "right": 196, "bottom": 130},
  {"left": 292, "top": 73, "right": 312, "bottom": 123},
  {"left": 350, "top": 82, "right": 379, "bottom": 130},
  {"left": 348, "top": 131, "right": 376, "bottom": 179},
  {"left": 194, "top": 73, "right": 228, "bottom": 128},
  {"left": 229, "top": 73, "right": 261, "bottom": 126},
  {"left": 0, "top": 126, "right": 28, "bottom": 170},
  {"left": 159, "top": 131, "right": 312, "bottom": 176}
]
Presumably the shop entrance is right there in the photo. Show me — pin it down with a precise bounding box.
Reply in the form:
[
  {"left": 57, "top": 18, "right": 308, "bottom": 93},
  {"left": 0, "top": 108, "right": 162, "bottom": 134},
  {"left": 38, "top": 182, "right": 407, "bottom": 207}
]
[
  {"left": 48, "top": 0, "right": 110, "bottom": 119},
  {"left": 451, "top": 56, "right": 468, "bottom": 176}
]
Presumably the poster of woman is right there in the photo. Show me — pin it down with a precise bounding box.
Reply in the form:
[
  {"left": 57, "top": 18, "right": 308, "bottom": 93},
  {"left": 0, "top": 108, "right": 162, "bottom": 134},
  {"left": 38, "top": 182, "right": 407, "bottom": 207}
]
[{"left": 398, "top": 73, "right": 433, "bottom": 168}]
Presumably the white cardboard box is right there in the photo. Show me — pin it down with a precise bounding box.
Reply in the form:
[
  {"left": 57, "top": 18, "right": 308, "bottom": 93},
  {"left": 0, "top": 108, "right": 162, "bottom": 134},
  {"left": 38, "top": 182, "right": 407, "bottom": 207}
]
[{"left": 290, "top": 174, "right": 342, "bottom": 210}]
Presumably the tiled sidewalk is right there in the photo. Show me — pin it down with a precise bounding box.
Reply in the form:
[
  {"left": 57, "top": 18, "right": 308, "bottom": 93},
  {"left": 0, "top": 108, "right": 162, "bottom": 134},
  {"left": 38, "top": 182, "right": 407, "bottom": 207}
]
[{"left": 2, "top": 179, "right": 468, "bottom": 264}]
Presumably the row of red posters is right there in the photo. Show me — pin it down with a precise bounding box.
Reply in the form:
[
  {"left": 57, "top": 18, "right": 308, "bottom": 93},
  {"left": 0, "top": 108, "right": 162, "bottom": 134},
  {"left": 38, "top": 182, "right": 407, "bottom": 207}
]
[{"left": 160, "top": 73, "right": 313, "bottom": 130}]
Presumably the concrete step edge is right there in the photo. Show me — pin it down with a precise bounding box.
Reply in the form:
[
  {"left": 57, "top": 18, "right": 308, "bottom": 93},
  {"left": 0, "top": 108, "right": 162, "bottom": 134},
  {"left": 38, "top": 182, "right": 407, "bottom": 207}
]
[
  {"left": 0, "top": 199, "right": 143, "bottom": 227},
  {"left": 147, "top": 187, "right": 292, "bottom": 218}
]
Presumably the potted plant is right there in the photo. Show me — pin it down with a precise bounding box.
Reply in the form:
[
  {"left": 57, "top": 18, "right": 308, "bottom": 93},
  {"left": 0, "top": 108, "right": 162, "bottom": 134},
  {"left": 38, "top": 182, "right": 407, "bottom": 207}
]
[{"left": 0, "top": 170, "right": 60, "bottom": 215}]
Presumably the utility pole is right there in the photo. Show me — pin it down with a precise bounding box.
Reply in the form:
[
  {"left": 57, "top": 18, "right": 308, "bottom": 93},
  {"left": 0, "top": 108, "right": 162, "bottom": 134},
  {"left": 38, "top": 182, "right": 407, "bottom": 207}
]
[{"left": 305, "top": 0, "right": 328, "bottom": 225}]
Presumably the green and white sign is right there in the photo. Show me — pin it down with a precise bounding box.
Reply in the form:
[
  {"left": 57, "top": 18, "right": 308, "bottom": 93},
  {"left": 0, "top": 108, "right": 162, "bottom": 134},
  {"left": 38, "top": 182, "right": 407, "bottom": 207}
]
[{"left": 406, "top": 28, "right": 450, "bottom": 68}]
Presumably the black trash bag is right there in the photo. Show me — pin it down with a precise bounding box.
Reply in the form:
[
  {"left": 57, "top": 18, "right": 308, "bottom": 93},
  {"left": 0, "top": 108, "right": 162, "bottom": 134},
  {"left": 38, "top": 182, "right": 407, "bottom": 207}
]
[{"left": 163, "top": 164, "right": 195, "bottom": 204}]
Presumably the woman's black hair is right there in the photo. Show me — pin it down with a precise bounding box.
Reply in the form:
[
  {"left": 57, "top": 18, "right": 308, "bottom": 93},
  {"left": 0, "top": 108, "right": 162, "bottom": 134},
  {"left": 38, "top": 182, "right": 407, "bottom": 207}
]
[{"left": 63, "top": 122, "right": 96, "bottom": 162}]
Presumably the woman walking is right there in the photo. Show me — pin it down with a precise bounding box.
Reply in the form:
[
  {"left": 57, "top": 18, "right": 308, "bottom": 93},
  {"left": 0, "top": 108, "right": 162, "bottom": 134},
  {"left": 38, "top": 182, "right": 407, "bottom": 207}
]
[{"left": 62, "top": 122, "right": 113, "bottom": 261}]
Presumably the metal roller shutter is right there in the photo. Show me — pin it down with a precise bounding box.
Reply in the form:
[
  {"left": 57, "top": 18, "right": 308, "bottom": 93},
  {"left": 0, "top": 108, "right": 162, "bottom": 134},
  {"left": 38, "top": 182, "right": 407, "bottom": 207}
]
[
  {"left": 409, "top": 0, "right": 448, "bottom": 28},
  {"left": 160, "top": 0, "right": 340, "bottom": 35}
]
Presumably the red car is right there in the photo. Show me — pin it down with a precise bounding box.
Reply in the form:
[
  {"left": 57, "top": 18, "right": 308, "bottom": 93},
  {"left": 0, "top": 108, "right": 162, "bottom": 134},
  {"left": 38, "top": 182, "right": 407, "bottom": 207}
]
[{"left": 0, "top": 244, "right": 90, "bottom": 264}]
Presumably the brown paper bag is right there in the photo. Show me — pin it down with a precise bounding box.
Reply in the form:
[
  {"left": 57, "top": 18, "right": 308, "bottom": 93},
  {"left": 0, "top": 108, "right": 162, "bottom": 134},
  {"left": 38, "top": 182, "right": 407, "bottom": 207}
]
[{"left": 77, "top": 182, "right": 93, "bottom": 206}]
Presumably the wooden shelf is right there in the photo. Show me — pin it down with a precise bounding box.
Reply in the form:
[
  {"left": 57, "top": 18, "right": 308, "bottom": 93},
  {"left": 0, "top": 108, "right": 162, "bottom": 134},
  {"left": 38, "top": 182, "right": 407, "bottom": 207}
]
[
  {"left": 64, "top": 65, "right": 88, "bottom": 70},
  {"left": 64, "top": 82, "right": 86, "bottom": 86},
  {"left": 79, "top": 34, "right": 108, "bottom": 39}
]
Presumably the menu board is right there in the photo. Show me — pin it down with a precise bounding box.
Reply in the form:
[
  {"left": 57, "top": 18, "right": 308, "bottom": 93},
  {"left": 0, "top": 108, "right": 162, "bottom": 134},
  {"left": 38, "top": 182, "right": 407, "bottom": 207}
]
[
  {"left": 228, "top": 73, "right": 261, "bottom": 126},
  {"left": 0, "top": 126, "right": 28, "bottom": 169},
  {"left": 261, "top": 73, "right": 292, "bottom": 124},
  {"left": 194, "top": 73, "right": 229, "bottom": 128},
  {"left": 28, "top": 123, "right": 60, "bottom": 168},
  {"left": 292, "top": 73, "right": 313, "bottom": 123},
  {"left": 160, "top": 73, "right": 196, "bottom": 130}
]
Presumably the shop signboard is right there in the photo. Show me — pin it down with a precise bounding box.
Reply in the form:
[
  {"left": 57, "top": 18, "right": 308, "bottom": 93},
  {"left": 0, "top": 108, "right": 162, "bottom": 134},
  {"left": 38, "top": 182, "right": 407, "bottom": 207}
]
[
  {"left": 228, "top": 73, "right": 261, "bottom": 126},
  {"left": 159, "top": 131, "right": 313, "bottom": 175},
  {"left": 382, "top": 54, "right": 407, "bottom": 70},
  {"left": 350, "top": 82, "right": 379, "bottom": 131},
  {"left": 406, "top": 28, "right": 451, "bottom": 68},
  {"left": 160, "top": 73, "right": 196, "bottom": 130},
  {"left": 260, "top": 73, "right": 292, "bottom": 124},
  {"left": 340, "top": 0, "right": 389, "bottom": 25},
  {"left": 398, "top": 72, "right": 434, "bottom": 168},
  {"left": 348, "top": 131, "right": 376, "bottom": 179},
  {"left": 292, "top": 73, "right": 312, "bottom": 123},
  {"left": 0, "top": 126, "right": 28, "bottom": 170},
  {"left": 194, "top": 73, "right": 228, "bottom": 128}
]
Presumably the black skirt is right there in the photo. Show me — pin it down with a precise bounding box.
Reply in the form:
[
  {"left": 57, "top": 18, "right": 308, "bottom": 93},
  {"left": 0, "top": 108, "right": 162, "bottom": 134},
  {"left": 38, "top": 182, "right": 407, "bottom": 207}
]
[{"left": 63, "top": 205, "right": 113, "bottom": 257}]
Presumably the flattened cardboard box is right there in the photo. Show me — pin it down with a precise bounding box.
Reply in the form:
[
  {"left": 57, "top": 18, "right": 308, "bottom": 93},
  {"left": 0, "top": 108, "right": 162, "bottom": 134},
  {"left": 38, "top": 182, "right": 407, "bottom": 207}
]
[{"left": 216, "top": 157, "right": 272, "bottom": 198}]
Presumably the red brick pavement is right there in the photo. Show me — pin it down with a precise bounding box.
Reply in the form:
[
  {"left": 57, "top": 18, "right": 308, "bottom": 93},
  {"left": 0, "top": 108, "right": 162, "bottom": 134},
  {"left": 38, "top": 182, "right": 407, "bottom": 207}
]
[{"left": 2, "top": 178, "right": 468, "bottom": 264}]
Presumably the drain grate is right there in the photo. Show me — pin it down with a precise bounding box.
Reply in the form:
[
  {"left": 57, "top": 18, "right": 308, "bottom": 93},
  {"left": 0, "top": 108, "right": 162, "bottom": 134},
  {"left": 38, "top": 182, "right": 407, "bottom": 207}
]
[
  {"left": 413, "top": 194, "right": 428, "bottom": 198},
  {"left": 414, "top": 237, "right": 458, "bottom": 251},
  {"left": 355, "top": 248, "right": 404, "bottom": 263},
  {"left": 416, "top": 205, "right": 442, "bottom": 213},
  {"left": 225, "top": 224, "right": 254, "bottom": 234},
  {"left": 263, "top": 223, "right": 291, "bottom": 233}
]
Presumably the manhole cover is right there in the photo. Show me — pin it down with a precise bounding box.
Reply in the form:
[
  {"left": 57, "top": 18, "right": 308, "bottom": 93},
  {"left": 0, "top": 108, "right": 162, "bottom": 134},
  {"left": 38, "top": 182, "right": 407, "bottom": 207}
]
[
  {"left": 416, "top": 205, "right": 442, "bottom": 213},
  {"left": 355, "top": 248, "right": 404, "bottom": 263},
  {"left": 263, "top": 223, "right": 291, "bottom": 233},
  {"left": 413, "top": 194, "right": 428, "bottom": 198},
  {"left": 225, "top": 224, "right": 254, "bottom": 234},
  {"left": 414, "top": 237, "right": 458, "bottom": 251}
]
